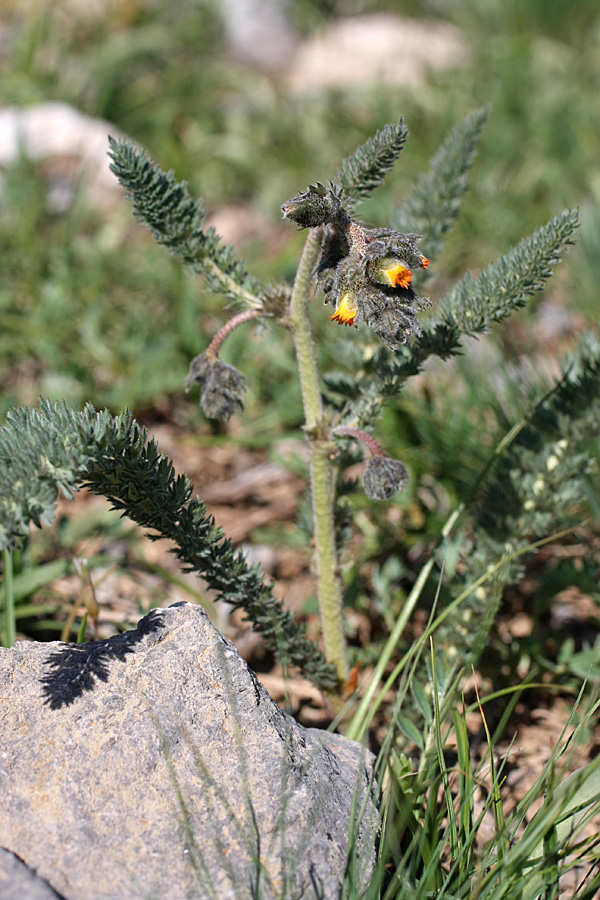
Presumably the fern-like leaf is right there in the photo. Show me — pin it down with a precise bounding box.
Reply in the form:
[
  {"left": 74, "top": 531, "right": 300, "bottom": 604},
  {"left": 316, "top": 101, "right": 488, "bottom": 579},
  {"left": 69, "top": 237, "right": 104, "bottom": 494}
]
[
  {"left": 391, "top": 208, "right": 579, "bottom": 384},
  {"left": 476, "top": 336, "right": 600, "bottom": 543},
  {"left": 439, "top": 334, "right": 600, "bottom": 663},
  {"left": 435, "top": 207, "right": 579, "bottom": 335},
  {"left": 108, "top": 137, "right": 264, "bottom": 309},
  {"left": 341, "top": 208, "right": 579, "bottom": 437},
  {"left": 0, "top": 401, "right": 336, "bottom": 689},
  {"left": 393, "top": 107, "right": 489, "bottom": 261},
  {"left": 335, "top": 120, "right": 409, "bottom": 203}
]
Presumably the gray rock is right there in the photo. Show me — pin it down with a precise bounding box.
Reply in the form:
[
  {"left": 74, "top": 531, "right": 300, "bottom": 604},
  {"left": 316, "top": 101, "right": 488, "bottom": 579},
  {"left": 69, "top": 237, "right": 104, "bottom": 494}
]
[
  {"left": 0, "top": 849, "right": 66, "bottom": 900},
  {"left": 0, "top": 603, "right": 378, "bottom": 900}
]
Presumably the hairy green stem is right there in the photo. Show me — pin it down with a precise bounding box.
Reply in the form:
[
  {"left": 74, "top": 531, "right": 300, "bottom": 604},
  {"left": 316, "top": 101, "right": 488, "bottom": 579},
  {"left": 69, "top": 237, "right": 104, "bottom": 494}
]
[
  {"left": 2, "top": 548, "right": 15, "bottom": 647},
  {"left": 310, "top": 440, "right": 348, "bottom": 686},
  {"left": 288, "top": 229, "right": 324, "bottom": 430},
  {"left": 289, "top": 228, "right": 348, "bottom": 687}
]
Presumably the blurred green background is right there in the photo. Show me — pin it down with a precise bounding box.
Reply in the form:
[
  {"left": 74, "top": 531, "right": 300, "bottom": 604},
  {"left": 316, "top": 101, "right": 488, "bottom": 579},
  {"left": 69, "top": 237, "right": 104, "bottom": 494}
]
[
  {"left": 1, "top": 0, "right": 598, "bottom": 423},
  {"left": 2, "top": 0, "right": 600, "bottom": 654}
]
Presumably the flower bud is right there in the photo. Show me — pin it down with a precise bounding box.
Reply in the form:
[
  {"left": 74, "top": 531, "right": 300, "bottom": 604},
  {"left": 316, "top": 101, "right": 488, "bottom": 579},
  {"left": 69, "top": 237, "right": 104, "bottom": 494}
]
[
  {"left": 281, "top": 183, "right": 348, "bottom": 229},
  {"left": 185, "top": 353, "right": 245, "bottom": 421},
  {"left": 280, "top": 181, "right": 432, "bottom": 348},
  {"left": 364, "top": 228, "right": 429, "bottom": 271},
  {"left": 358, "top": 287, "right": 431, "bottom": 348},
  {"left": 363, "top": 457, "right": 409, "bottom": 501}
]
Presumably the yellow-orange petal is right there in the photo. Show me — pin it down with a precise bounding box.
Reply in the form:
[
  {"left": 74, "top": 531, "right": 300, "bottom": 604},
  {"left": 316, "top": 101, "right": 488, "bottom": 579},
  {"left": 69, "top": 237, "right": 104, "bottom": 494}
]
[
  {"left": 330, "top": 292, "right": 358, "bottom": 327},
  {"left": 384, "top": 262, "right": 412, "bottom": 289},
  {"left": 421, "top": 255, "right": 430, "bottom": 269}
]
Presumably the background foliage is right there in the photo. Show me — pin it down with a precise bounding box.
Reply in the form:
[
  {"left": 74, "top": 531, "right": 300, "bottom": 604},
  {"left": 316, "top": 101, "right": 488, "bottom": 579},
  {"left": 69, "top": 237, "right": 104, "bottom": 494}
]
[
  {"left": 2, "top": 2, "right": 600, "bottom": 894},
  {"left": 1, "top": 0, "right": 599, "bottom": 710},
  {"left": 1, "top": 0, "right": 599, "bottom": 411}
]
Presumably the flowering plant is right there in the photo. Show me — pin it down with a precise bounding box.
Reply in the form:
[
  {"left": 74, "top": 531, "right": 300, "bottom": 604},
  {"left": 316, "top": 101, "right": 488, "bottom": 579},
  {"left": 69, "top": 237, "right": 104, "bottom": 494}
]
[
  {"left": 0, "top": 109, "right": 593, "bottom": 709},
  {"left": 97, "top": 110, "right": 587, "bottom": 697}
]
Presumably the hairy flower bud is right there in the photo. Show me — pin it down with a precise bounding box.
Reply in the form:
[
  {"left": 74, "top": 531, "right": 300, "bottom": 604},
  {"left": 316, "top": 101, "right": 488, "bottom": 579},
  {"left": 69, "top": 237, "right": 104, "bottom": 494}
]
[
  {"left": 358, "top": 284, "right": 432, "bottom": 348},
  {"left": 363, "top": 456, "right": 409, "bottom": 501},
  {"left": 281, "top": 183, "right": 349, "bottom": 229},
  {"left": 185, "top": 353, "right": 245, "bottom": 421},
  {"left": 313, "top": 218, "right": 431, "bottom": 348},
  {"left": 281, "top": 178, "right": 432, "bottom": 347}
]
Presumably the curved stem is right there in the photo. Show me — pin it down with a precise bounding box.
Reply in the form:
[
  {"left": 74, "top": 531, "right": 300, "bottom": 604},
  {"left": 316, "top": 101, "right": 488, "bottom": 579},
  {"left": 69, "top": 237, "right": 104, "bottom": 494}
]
[
  {"left": 332, "top": 426, "right": 385, "bottom": 457},
  {"left": 206, "top": 308, "right": 268, "bottom": 359},
  {"left": 289, "top": 228, "right": 348, "bottom": 687}
]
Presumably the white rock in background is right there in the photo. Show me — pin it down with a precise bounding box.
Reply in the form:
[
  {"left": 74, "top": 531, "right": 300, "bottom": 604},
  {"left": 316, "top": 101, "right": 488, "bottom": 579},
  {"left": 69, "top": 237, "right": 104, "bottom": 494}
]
[
  {"left": 219, "top": 0, "right": 298, "bottom": 71},
  {"left": 0, "top": 102, "right": 123, "bottom": 211},
  {"left": 286, "top": 14, "right": 468, "bottom": 94}
]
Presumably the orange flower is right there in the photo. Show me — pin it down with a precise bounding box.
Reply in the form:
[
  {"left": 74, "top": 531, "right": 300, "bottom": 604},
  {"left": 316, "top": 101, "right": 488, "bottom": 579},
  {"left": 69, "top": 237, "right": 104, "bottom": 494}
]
[
  {"left": 382, "top": 261, "right": 412, "bottom": 289},
  {"left": 367, "top": 256, "right": 419, "bottom": 290},
  {"left": 330, "top": 292, "right": 358, "bottom": 327}
]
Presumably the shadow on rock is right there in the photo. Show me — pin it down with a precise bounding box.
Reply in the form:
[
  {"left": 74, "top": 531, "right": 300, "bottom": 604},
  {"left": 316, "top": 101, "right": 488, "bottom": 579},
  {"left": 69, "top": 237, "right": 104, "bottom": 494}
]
[{"left": 40, "top": 608, "right": 165, "bottom": 709}]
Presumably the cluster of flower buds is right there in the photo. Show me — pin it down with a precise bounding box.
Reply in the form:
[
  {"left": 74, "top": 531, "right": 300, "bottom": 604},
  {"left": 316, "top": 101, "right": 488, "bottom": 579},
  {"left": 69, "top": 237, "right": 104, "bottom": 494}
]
[
  {"left": 184, "top": 310, "right": 267, "bottom": 421},
  {"left": 281, "top": 183, "right": 431, "bottom": 349}
]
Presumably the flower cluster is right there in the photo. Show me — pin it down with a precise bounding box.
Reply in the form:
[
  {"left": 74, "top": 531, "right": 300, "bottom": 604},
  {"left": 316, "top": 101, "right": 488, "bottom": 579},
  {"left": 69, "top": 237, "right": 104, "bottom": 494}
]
[{"left": 282, "top": 183, "right": 431, "bottom": 349}]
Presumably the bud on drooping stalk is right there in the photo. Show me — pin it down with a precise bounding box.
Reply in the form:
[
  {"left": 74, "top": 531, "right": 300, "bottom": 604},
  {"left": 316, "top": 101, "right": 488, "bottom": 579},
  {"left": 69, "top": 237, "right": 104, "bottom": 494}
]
[
  {"left": 184, "top": 309, "right": 268, "bottom": 422},
  {"left": 332, "top": 426, "right": 410, "bottom": 501},
  {"left": 185, "top": 353, "right": 246, "bottom": 421},
  {"left": 281, "top": 183, "right": 431, "bottom": 349},
  {"left": 362, "top": 456, "right": 410, "bottom": 501}
]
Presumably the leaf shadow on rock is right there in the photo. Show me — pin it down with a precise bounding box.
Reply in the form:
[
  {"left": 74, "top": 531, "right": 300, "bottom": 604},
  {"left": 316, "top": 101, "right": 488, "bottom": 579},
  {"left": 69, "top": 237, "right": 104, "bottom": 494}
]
[{"left": 40, "top": 608, "right": 165, "bottom": 709}]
